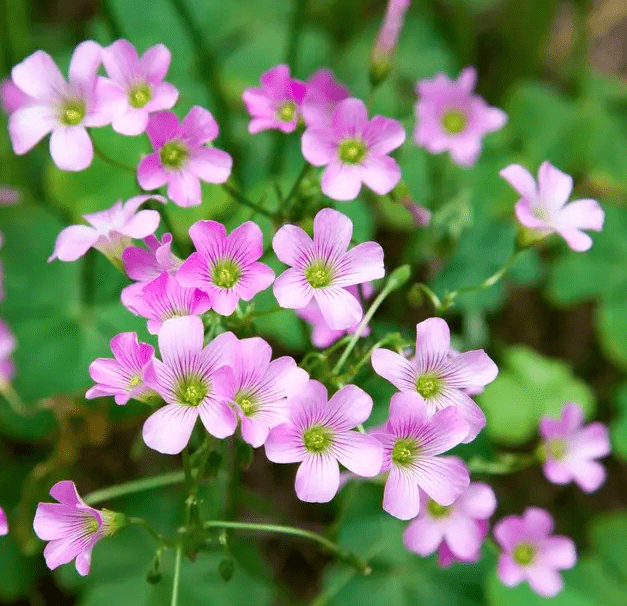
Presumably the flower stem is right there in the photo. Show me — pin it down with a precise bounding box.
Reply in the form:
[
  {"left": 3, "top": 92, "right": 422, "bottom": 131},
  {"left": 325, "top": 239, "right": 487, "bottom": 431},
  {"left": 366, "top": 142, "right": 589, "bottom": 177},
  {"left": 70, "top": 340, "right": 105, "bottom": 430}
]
[
  {"left": 467, "top": 452, "right": 537, "bottom": 475},
  {"left": 203, "top": 520, "right": 371, "bottom": 575},
  {"left": 332, "top": 265, "right": 411, "bottom": 376},
  {"left": 221, "top": 183, "right": 274, "bottom": 218},
  {"left": 282, "top": 162, "right": 313, "bottom": 211},
  {"left": 91, "top": 140, "right": 135, "bottom": 173},
  {"left": 83, "top": 470, "right": 186, "bottom": 505},
  {"left": 170, "top": 544, "right": 182, "bottom": 606}
]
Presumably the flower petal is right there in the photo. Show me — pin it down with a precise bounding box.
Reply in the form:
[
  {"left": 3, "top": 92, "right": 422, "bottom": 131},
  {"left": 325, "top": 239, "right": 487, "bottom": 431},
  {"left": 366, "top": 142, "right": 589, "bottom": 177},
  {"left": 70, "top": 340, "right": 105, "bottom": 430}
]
[
  {"left": 137, "top": 152, "right": 168, "bottom": 190},
  {"left": 157, "top": 316, "right": 204, "bottom": 370},
  {"left": 8, "top": 105, "right": 56, "bottom": 155},
  {"left": 48, "top": 225, "right": 98, "bottom": 262},
  {"left": 140, "top": 43, "right": 171, "bottom": 83},
  {"left": 359, "top": 154, "right": 401, "bottom": 196},
  {"left": 11, "top": 51, "right": 65, "bottom": 100},
  {"left": 272, "top": 224, "right": 313, "bottom": 267},
  {"left": 320, "top": 161, "right": 362, "bottom": 201},
  {"left": 335, "top": 241, "right": 385, "bottom": 286},
  {"left": 499, "top": 164, "right": 537, "bottom": 201},
  {"left": 181, "top": 105, "right": 219, "bottom": 146},
  {"left": 326, "top": 384, "right": 373, "bottom": 429},
  {"left": 198, "top": 399, "right": 237, "bottom": 439},
  {"left": 273, "top": 268, "right": 313, "bottom": 309},
  {"left": 167, "top": 170, "right": 202, "bottom": 207},
  {"left": 68, "top": 41, "right": 102, "bottom": 90},
  {"left": 383, "top": 467, "right": 421, "bottom": 520},
  {"left": 301, "top": 128, "right": 338, "bottom": 166},
  {"left": 371, "top": 348, "right": 417, "bottom": 392},
  {"left": 142, "top": 404, "right": 198, "bottom": 454},
  {"left": 412, "top": 455, "right": 469, "bottom": 506},
  {"left": 526, "top": 568, "right": 564, "bottom": 598},
  {"left": 403, "top": 516, "right": 445, "bottom": 555},
  {"left": 538, "top": 161, "right": 573, "bottom": 212},
  {"left": 541, "top": 536, "right": 576, "bottom": 569},
  {"left": 332, "top": 432, "right": 383, "bottom": 477},
  {"left": 415, "top": 317, "right": 451, "bottom": 375},
  {"left": 444, "top": 349, "right": 498, "bottom": 390},
  {"left": 265, "top": 423, "right": 307, "bottom": 463},
  {"left": 457, "top": 483, "right": 497, "bottom": 519},
  {"left": 187, "top": 146, "right": 232, "bottom": 184},
  {"left": 497, "top": 554, "right": 525, "bottom": 587},
  {"left": 146, "top": 111, "right": 180, "bottom": 149},
  {"left": 314, "top": 286, "right": 362, "bottom": 330},
  {"left": 295, "top": 454, "right": 340, "bottom": 503},
  {"left": 50, "top": 126, "right": 93, "bottom": 172},
  {"left": 332, "top": 98, "right": 368, "bottom": 136}
]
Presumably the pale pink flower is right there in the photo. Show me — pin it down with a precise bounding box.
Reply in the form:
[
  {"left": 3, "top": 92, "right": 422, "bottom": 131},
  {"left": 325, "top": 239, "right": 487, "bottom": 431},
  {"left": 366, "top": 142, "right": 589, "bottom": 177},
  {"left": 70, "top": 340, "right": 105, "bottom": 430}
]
[
  {"left": 137, "top": 107, "right": 232, "bottom": 207},
  {"left": 177, "top": 220, "right": 275, "bottom": 316},
  {"left": 539, "top": 402, "right": 610, "bottom": 493},
  {"left": 501, "top": 161, "right": 605, "bottom": 252},
  {"left": 403, "top": 483, "right": 497, "bottom": 564},
  {"left": 0, "top": 319, "right": 16, "bottom": 383},
  {"left": 273, "top": 208, "right": 384, "bottom": 330},
  {"left": 8, "top": 42, "right": 124, "bottom": 171},
  {"left": 302, "top": 98, "right": 405, "bottom": 201},
  {"left": 48, "top": 195, "right": 165, "bottom": 266},
  {"left": 372, "top": 392, "right": 470, "bottom": 520},
  {"left": 301, "top": 69, "right": 349, "bottom": 128},
  {"left": 33, "top": 480, "right": 123, "bottom": 576},
  {"left": 122, "top": 233, "right": 182, "bottom": 281},
  {"left": 265, "top": 380, "right": 383, "bottom": 503},
  {"left": 102, "top": 39, "right": 178, "bottom": 136},
  {"left": 0, "top": 77, "right": 32, "bottom": 114},
  {"left": 414, "top": 67, "right": 507, "bottom": 167},
  {"left": 371, "top": 317, "right": 498, "bottom": 443},
  {"left": 242, "top": 64, "right": 306, "bottom": 134},
  {"left": 494, "top": 507, "right": 576, "bottom": 598}
]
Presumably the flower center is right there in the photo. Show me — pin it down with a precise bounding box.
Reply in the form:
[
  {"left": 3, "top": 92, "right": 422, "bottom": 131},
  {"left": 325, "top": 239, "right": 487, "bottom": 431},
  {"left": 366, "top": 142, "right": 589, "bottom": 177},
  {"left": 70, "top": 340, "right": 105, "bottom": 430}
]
[
  {"left": 129, "top": 83, "right": 152, "bottom": 108},
  {"left": 441, "top": 109, "right": 467, "bottom": 134},
  {"left": 83, "top": 513, "right": 100, "bottom": 535},
  {"left": 61, "top": 99, "right": 86, "bottom": 126},
  {"left": 212, "top": 259, "right": 241, "bottom": 289},
  {"left": 235, "top": 392, "right": 258, "bottom": 417},
  {"left": 277, "top": 101, "right": 296, "bottom": 122},
  {"left": 416, "top": 374, "right": 440, "bottom": 398},
  {"left": 305, "top": 262, "right": 333, "bottom": 288},
  {"left": 513, "top": 542, "right": 536, "bottom": 566},
  {"left": 338, "top": 138, "right": 367, "bottom": 164},
  {"left": 303, "top": 426, "right": 331, "bottom": 453},
  {"left": 178, "top": 377, "right": 208, "bottom": 406},
  {"left": 391, "top": 437, "right": 418, "bottom": 466},
  {"left": 129, "top": 375, "right": 142, "bottom": 388},
  {"left": 427, "top": 499, "right": 450, "bottom": 518},
  {"left": 160, "top": 141, "right": 189, "bottom": 169},
  {"left": 546, "top": 438, "right": 568, "bottom": 460}
]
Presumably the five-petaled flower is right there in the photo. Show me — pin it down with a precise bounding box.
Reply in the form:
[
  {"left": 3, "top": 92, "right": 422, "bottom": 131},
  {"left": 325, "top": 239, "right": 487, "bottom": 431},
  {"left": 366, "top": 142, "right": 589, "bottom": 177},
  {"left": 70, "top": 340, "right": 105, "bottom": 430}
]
[
  {"left": 33, "top": 480, "right": 125, "bottom": 576},
  {"left": 137, "top": 107, "right": 232, "bottom": 207},
  {"left": 122, "top": 233, "right": 182, "bottom": 282},
  {"left": 302, "top": 97, "right": 405, "bottom": 200},
  {"left": 273, "top": 208, "right": 384, "bottom": 330},
  {"left": 265, "top": 380, "right": 383, "bottom": 503},
  {"left": 501, "top": 161, "right": 605, "bottom": 252},
  {"left": 372, "top": 317, "right": 498, "bottom": 443},
  {"left": 494, "top": 507, "right": 577, "bottom": 598},
  {"left": 372, "top": 392, "right": 470, "bottom": 520},
  {"left": 538, "top": 402, "right": 611, "bottom": 493},
  {"left": 8, "top": 42, "right": 123, "bottom": 171},
  {"left": 177, "top": 220, "right": 275, "bottom": 316},
  {"left": 413, "top": 67, "right": 507, "bottom": 167},
  {"left": 301, "top": 69, "right": 349, "bottom": 129}
]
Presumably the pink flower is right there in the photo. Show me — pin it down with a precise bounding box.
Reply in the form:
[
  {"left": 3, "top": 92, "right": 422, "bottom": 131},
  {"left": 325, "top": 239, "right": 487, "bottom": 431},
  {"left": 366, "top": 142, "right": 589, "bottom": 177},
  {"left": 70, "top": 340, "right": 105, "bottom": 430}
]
[
  {"left": 121, "top": 271, "right": 212, "bottom": 334},
  {"left": 0, "top": 77, "right": 32, "bottom": 114},
  {"left": 142, "top": 316, "right": 237, "bottom": 454},
  {"left": 0, "top": 506, "right": 7, "bottom": 536},
  {"left": 122, "top": 233, "right": 182, "bottom": 281},
  {"left": 494, "top": 507, "right": 576, "bottom": 598},
  {"left": 242, "top": 64, "right": 306, "bottom": 134},
  {"left": 221, "top": 336, "right": 309, "bottom": 447},
  {"left": 402, "top": 198, "right": 431, "bottom": 227},
  {"left": 501, "top": 161, "right": 605, "bottom": 252},
  {"left": 102, "top": 39, "right": 178, "bottom": 136},
  {"left": 33, "top": 480, "right": 123, "bottom": 576},
  {"left": 296, "top": 283, "right": 374, "bottom": 348},
  {"left": 177, "top": 220, "right": 275, "bottom": 316},
  {"left": 538, "top": 402, "right": 610, "bottom": 493},
  {"left": 301, "top": 69, "right": 349, "bottom": 128},
  {"left": 371, "top": 317, "right": 498, "bottom": 443},
  {"left": 8, "top": 42, "right": 124, "bottom": 171},
  {"left": 137, "top": 107, "right": 232, "bottom": 207},
  {"left": 438, "top": 521, "right": 490, "bottom": 568},
  {"left": 48, "top": 195, "right": 165, "bottom": 267},
  {"left": 302, "top": 98, "right": 405, "bottom": 201},
  {"left": 265, "top": 380, "right": 383, "bottom": 503},
  {"left": 403, "top": 483, "right": 497, "bottom": 564},
  {"left": 0, "top": 186, "right": 20, "bottom": 205},
  {"left": 273, "top": 208, "right": 384, "bottom": 330},
  {"left": 414, "top": 67, "right": 507, "bottom": 167},
  {"left": 86, "top": 332, "right": 157, "bottom": 405},
  {"left": 372, "top": 392, "right": 470, "bottom": 520},
  {"left": 370, "top": 0, "right": 411, "bottom": 83},
  {"left": 0, "top": 319, "right": 16, "bottom": 383}
]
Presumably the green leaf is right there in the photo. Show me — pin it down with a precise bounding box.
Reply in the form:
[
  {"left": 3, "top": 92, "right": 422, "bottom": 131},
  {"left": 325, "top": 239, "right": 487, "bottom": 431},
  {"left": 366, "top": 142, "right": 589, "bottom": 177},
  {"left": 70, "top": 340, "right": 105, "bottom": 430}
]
[
  {"left": 610, "top": 382, "right": 627, "bottom": 461},
  {"left": 478, "top": 345, "right": 595, "bottom": 444}
]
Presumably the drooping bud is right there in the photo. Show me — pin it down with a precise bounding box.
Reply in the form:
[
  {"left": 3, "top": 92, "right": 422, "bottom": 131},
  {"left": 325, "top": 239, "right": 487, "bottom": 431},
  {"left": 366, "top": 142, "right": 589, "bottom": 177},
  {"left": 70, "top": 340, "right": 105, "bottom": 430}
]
[{"left": 370, "top": 0, "right": 411, "bottom": 88}]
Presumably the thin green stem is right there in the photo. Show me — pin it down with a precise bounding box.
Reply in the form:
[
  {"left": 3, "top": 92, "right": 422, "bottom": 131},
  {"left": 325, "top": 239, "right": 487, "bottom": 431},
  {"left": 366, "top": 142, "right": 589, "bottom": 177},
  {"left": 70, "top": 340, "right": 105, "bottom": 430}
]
[
  {"left": 0, "top": 380, "right": 27, "bottom": 416},
  {"left": 467, "top": 452, "right": 537, "bottom": 475},
  {"left": 203, "top": 521, "right": 371, "bottom": 575},
  {"left": 182, "top": 447, "right": 194, "bottom": 493},
  {"left": 83, "top": 470, "right": 186, "bottom": 505},
  {"left": 246, "top": 306, "right": 284, "bottom": 320},
  {"left": 171, "top": 544, "right": 182, "bottom": 606},
  {"left": 128, "top": 517, "right": 169, "bottom": 544},
  {"left": 282, "top": 162, "right": 313, "bottom": 211},
  {"left": 92, "top": 140, "right": 135, "bottom": 173},
  {"left": 222, "top": 183, "right": 274, "bottom": 218}
]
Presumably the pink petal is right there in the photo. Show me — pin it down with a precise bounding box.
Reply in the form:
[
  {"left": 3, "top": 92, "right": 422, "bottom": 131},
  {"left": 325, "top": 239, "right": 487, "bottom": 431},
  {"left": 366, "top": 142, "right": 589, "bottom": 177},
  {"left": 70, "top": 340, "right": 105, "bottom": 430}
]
[
  {"left": 69, "top": 40, "right": 102, "bottom": 90},
  {"left": 371, "top": 348, "right": 417, "bottom": 392},
  {"left": 11, "top": 51, "right": 65, "bottom": 100},
  {"left": 457, "top": 66, "right": 477, "bottom": 93},
  {"left": 86, "top": 77, "right": 127, "bottom": 127},
  {"left": 140, "top": 43, "right": 171, "bottom": 83},
  {"left": 449, "top": 136, "right": 482, "bottom": 167},
  {"left": 273, "top": 268, "right": 313, "bottom": 308},
  {"left": 559, "top": 198, "right": 604, "bottom": 232},
  {"left": 43, "top": 536, "right": 93, "bottom": 573},
  {"left": 320, "top": 161, "right": 362, "bottom": 201},
  {"left": 187, "top": 146, "right": 232, "bottom": 184},
  {"left": 444, "top": 350, "right": 499, "bottom": 390},
  {"left": 181, "top": 105, "right": 219, "bottom": 145},
  {"left": 236, "top": 262, "right": 275, "bottom": 300},
  {"left": 326, "top": 384, "right": 373, "bottom": 429},
  {"left": 443, "top": 516, "right": 482, "bottom": 560},
  {"left": 497, "top": 554, "right": 525, "bottom": 587},
  {"left": 118, "top": 209, "right": 160, "bottom": 239},
  {"left": 272, "top": 224, "right": 313, "bottom": 267},
  {"left": 388, "top": 391, "right": 429, "bottom": 425},
  {"left": 187, "top": 219, "right": 226, "bottom": 257},
  {"left": 265, "top": 423, "right": 307, "bottom": 463},
  {"left": 49, "top": 126, "right": 93, "bottom": 172},
  {"left": 383, "top": 467, "right": 421, "bottom": 520},
  {"left": 412, "top": 456, "right": 469, "bottom": 505},
  {"left": 227, "top": 221, "right": 264, "bottom": 264},
  {"left": 364, "top": 116, "right": 406, "bottom": 155},
  {"left": 556, "top": 226, "right": 593, "bottom": 252},
  {"left": 403, "top": 516, "right": 444, "bottom": 555},
  {"left": 457, "top": 483, "right": 497, "bottom": 519},
  {"left": 417, "top": 407, "right": 469, "bottom": 455},
  {"left": 314, "top": 286, "right": 362, "bottom": 330},
  {"left": 526, "top": 568, "right": 564, "bottom": 598},
  {"left": 431, "top": 390, "right": 485, "bottom": 443},
  {"left": 359, "top": 154, "right": 402, "bottom": 195},
  {"left": 301, "top": 128, "right": 338, "bottom": 166},
  {"left": 313, "top": 207, "right": 353, "bottom": 256},
  {"left": 49, "top": 480, "right": 84, "bottom": 506},
  {"left": 332, "top": 98, "right": 368, "bottom": 136},
  {"left": 75, "top": 546, "right": 94, "bottom": 576},
  {"left": 49, "top": 225, "right": 98, "bottom": 262},
  {"left": 538, "top": 161, "right": 573, "bottom": 212},
  {"left": 102, "top": 39, "right": 139, "bottom": 84},
  {"left": 332, "top": 432, "right": 383, "bottom": 477},
  {"left": 198, "top": 399, "right": 237, "bottom": 438},
  {"left": 0, "top": 508, "right": 7, "bottom": 536},
  {"left": 137, "top": 152, "right": 168, "bottom": 190},
  {"left": 336, "top": 241, "right": 385, "bottom": 286},
  {"left": 112, "top": 108, "right": 149, "bottom": 136},
  {"left": 158, "top": 316, "right": 204, "bottom": 369},
  {"left": 8, "top": 105, "right": 56, "bottom": 154},
  {"left": 541, "top": 536, "right": 576, "bottom": 569},
  {"left": 572, "top": 460, "right": 606, "bottom": 493},
  {"left": 145, "top": 81, "right": 179, "bottom": 111},
  {"left": 146, "top": 111, "right": 180, "bottom": 149},
  {"left": 142, "top": 404, "right": 198, "bottom": 454},
  {"left": 295, "top": 454, "right": 340, "bottom": 503},
  {"left": 493, "top": 516, "right": 525, "bottom": 550},
  {"left": 574, "top": 422, "right": 611, "bottom": 458},
  {"left": 542, "top": 459, "right": 573, "bottom": 485},
  {"left": 515, "top": 198, "right": 551, "bottom": 230},
  {"left": 523, "top": 507, "right": 554, "bottom": 539},
  {"left": 415, "top": 317, "right": 451, "bottom": 375},
  {"left": 167, "top": 170, "right": 202, "bottom": 207}
]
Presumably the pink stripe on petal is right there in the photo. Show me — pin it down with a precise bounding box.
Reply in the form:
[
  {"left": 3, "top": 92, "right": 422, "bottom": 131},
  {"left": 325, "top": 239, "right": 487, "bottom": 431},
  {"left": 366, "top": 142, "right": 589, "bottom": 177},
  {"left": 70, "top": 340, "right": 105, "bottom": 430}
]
[
  {"left": 265, "top": 424, "right": 307, "bottom": 463},
  {"left": 295, "top": 454, "right": 340, "bottom": 503},
  {"left": 416, "top": 407, "right": 468, "bottom": 455},
  {"left": 335, "top": 241, "right": 385, "bottom": 286},
  {"left": 273, "top": 268, "right": 313, "bottom": 308},
  {"left": 142, "top": 404, "right": 198, "bottom": 454},
  {"left": 272, "top": 224, "right": 313, "bottom": 267},
  {"left": 332, "top": 432, "right": 382, "bottom": 477},
  {"left": 371, "top": 349, "right": 417, "bottom": 392},
  {"left": 313, "top": 208, "right": 353, "bottom": 257},
  {"left": 314, "top": 286, "right": 362, "bottom": 330},
  {"left": 188, "top": 220, "right": 227, "bottom": 258},
  {"left": 415, "top": 318, "right": 451, "bottom": 374},
  {"left": 227, "top": 221, "right": 264, "bottom": 265},
  {"left": 237, "top": 262, "right": 275, "bottom": 300},
  {"left": 326, "top": 384, "right": 373, "bottom": 430},
  {"left": 383, "top": 467, "right": 421, "bottom": 520},
  {"left": 198, "top": 399, "right": 237, "bottom": 438},
  {"left": 412, "top": 456, "right": 469, "bottom": 506},
  {"left": 443, "top": 350, "right": 498, "bottom": 389},
  {"left": 158, "top": 316, "right": 204, "bottom": 369}
]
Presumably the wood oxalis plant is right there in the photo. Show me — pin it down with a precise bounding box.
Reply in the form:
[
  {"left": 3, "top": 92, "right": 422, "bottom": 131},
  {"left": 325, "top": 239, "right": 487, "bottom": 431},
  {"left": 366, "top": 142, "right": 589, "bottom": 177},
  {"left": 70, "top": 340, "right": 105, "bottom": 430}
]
[{"left": 0, "top": 0, "right": 611, "bottom": 603}]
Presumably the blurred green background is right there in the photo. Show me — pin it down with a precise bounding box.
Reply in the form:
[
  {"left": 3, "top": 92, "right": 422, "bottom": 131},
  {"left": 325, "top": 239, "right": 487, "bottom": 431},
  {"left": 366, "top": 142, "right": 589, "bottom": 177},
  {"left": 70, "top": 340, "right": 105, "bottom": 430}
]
[{"left": 2, "top": 0, "right": 627, "bottom": 604}]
